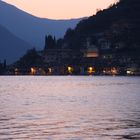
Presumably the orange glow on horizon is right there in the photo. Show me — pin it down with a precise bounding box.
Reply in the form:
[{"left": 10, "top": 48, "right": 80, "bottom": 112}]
[{"left": 3, "top": 0, "right": 116, "bottom": 19}]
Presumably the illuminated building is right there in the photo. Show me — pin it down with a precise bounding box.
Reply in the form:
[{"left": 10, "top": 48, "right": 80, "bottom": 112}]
[
  {"left": 87, "top": 66, "right": 95, "bottom": 75},
  {"left": 67, "top": 66, "right": 73, "bottom": 74},
  {"left": 31, "top": 67, "right": 36, "bottom": 75},
  {"left": 83, "top": 38, "right": 99, "bottom": 58}
]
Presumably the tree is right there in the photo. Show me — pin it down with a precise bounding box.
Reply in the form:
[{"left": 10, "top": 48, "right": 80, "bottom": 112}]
[
  {"left": 15, "top": 48, "right": 44, "bottom": 69},
  {"left": 56, "top": 38, "right": 63, "bottom": 48},
  {"left": 44, "top": 35, "right": 56, "bottom": 51}
]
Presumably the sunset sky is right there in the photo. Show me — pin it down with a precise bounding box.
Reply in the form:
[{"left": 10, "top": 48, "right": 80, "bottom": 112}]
[{"left": 3, "top": 0, "right": 116, "bottom": 19}]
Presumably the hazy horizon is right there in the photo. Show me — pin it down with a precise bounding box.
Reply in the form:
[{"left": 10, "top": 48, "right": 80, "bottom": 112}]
[{"left": 2, "top": 0, "right": 116, "bottom": 19}]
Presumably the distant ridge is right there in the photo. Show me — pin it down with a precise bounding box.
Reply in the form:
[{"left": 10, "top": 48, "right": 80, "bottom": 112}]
[
  {"left": 0, "top": 24, "right": 31, "bottom": 64},
  {"left": 0, "top": 0, "right": 82, "bottom": 48}
]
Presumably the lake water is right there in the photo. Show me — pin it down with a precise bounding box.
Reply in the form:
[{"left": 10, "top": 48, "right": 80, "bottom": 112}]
[{"left": 0, "top": 76, "right": 140, "bottom": 140}]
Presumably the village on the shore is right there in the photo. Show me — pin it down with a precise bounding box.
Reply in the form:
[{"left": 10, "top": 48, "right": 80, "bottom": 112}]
[
  {"left": 0, "top": 0, "right": 140, "bottom": 76},
  {"left": 0, "top": 35, "right": 140, "bottom": 76}
]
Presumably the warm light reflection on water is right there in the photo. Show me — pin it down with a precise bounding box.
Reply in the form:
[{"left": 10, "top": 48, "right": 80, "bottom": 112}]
[{"left": 0, "top": 76, "right": 140, "bottom": 139}]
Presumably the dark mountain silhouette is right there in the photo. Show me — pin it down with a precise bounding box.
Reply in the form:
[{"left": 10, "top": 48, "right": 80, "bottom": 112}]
[
  {"left": 63, "top": 0, "right": 140, "bottom": 52},
  {"left": 0, "top": 24, "right": 31, "bottom": 64},
  {"left": 76, "top": 0, "right": 140, "bottom": 34},
  {"left": 0, "top": 0, "right": 82, "bottom": 48}
]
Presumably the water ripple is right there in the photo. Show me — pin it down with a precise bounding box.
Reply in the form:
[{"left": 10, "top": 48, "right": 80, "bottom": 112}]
[{"left": 0, "top": 76, "right": 140, "bottom": 139}]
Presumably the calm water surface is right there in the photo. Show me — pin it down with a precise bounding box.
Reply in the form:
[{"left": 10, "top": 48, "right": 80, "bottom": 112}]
[{"left": 0, "top": 76, "right": 140, "bottom": 140}]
